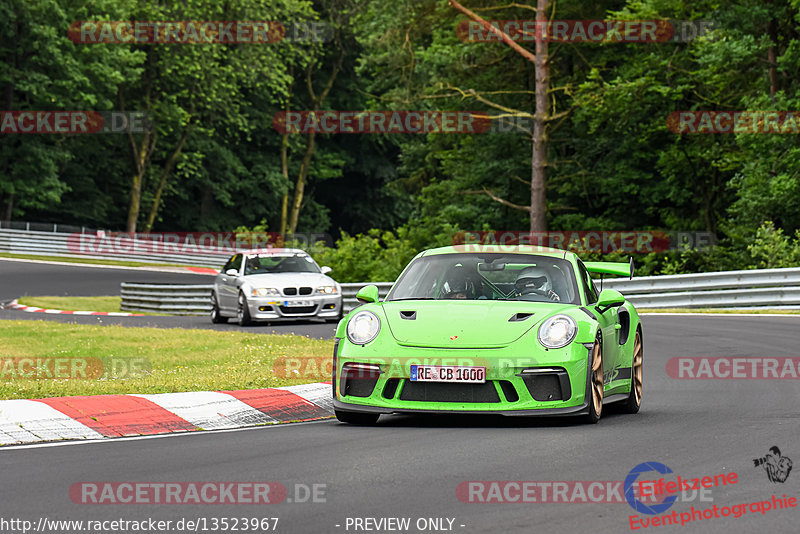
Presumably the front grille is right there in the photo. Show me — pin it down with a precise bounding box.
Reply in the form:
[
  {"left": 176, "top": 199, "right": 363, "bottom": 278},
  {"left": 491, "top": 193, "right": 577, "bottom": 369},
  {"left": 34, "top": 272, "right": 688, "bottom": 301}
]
[
  {"left": 299, "top": 286, "right": 312, "bottom": 295},
  {"left": 499, "top": 380, "right": 519, "bottom": 402},
  {"left": 399, "top": 381, "right": 500, "bottom": 403},
  {"left": 383, "top": 378, "right": 400, "bottom": 399},
  {"left": 278, "top": 305, "right": 317, "bottom": 314},
  {"left": 341, "top": 366, "right": 379, "bottom": 398},
  {"left": 523, "top": 374, "right": 564, "bottom": 401},
  {"left": 283, "top": 287, "right": 297, "bottom": 296}
]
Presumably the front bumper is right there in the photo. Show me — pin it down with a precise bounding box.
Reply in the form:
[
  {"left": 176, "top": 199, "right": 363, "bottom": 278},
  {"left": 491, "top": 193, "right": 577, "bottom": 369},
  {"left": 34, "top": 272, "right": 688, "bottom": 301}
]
[
  {"left": 333, "top": 341, "right": 593, "bottom": 415},
  {"left": 247, "top": 295, "right": 342, "bottom": 320}
]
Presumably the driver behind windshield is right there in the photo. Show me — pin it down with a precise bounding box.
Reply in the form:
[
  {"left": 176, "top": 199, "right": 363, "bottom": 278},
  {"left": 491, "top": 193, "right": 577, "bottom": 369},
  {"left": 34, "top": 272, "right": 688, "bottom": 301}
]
[
  {"left": 439, "top": 265, "right": 476, "bottom": 299},
  {"left": 514, "top": 266, "right": 561, "bottom": 301},
  {"left": 244, "top": 257, "right": 262, "bottom": 275}
]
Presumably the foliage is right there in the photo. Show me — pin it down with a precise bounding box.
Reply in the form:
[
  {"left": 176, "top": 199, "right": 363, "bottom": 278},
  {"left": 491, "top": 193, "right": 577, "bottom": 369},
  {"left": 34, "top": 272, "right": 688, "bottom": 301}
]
[
  {"left": 4, "top": 0, "right": 800, "bottom": 277},
  {"left": 747, "top": 221, "right": 800, "bottom": 269}
]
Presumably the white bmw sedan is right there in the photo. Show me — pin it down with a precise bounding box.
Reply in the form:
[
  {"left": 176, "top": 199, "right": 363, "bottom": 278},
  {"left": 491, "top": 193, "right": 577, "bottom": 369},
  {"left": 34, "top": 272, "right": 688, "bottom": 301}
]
[{"left": 211, "top": 248, "right": 343, "bottom": 326}]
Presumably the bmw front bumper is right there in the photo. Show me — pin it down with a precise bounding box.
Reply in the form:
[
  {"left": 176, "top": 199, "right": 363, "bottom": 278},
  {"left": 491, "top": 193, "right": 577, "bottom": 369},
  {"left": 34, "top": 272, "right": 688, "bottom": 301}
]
[{"left": 246, "top": 295, "right": 343, "bottom": 321}]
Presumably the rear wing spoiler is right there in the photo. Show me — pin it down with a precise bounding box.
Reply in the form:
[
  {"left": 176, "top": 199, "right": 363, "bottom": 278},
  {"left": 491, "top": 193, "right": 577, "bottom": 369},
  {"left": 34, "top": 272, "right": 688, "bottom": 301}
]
[{"left": 584, "top": 257, "right": 634, "bottom": 279}]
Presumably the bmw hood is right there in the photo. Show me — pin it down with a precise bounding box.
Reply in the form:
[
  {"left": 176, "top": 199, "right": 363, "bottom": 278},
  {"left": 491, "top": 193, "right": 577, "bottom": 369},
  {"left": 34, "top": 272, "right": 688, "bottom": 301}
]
[{"left": 381, "top": 300, "right": 572, "bottom": 348}]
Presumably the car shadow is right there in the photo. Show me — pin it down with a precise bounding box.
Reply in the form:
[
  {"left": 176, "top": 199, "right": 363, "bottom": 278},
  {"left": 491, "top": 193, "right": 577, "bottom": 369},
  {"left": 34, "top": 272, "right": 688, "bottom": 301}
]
[{"left": 368, "top": 409, "right": 630, "bottom": 429}]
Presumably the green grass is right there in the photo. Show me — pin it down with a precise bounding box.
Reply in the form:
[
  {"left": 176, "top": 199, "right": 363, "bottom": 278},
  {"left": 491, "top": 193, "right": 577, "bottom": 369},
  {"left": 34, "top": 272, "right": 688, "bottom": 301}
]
[
  {"left": 0, "top": 252, "right": 216, "bottom": 270},
  {"left": 0, "top": 320, "right": 331, "bottom": 399},
  {"left": 639, "top": 308, "right": 800, "bottom": 314},
  {"left": 19, "top": 296, "right": 124, "bottom": 313}
]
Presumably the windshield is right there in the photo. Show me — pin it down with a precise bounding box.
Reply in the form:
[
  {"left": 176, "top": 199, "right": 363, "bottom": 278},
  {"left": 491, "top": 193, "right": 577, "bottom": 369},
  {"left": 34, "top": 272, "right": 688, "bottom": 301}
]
[
  {"left": 387, "top": 253, "right": 579, "bottom": 304},
  {"left": 243, "top": 254, "right": 320, "bottom": 275}
]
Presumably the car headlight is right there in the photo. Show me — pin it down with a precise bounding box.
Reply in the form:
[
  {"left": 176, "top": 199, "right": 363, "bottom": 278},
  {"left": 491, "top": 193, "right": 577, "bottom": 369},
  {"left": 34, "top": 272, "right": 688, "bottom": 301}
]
[
  {"left": 537, "top": 314, "right": 578, "bottom": 349},
  {"left": 251, "top": 287, "right": 280, "bottom": 297},
  {"left": 346, "top": 311, "right": 381, "bottom": 345},
  {"left": 316, "top": 285, "right": 338, "bottom": 294}
]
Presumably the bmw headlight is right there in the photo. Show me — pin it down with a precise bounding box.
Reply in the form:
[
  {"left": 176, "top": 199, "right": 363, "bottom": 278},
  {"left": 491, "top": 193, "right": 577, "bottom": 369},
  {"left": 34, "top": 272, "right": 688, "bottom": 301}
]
[
  {"left": 251, "top": 287, "right": 280, "bottom": 297},
  {"left": 346, "top": 311, "right": 381, "bottom": 345},
  {"left": 316, "top": 285, "right": 338, "bottom": 294},
  {"left": 537, "top": 314, "right": 578, "bottom": 349}
]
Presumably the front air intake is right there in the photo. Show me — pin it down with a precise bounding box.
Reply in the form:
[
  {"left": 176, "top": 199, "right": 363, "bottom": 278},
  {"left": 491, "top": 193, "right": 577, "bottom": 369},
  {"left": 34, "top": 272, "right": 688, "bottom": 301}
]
[{"left": 399, "top": 381, "right": 500, "bottom": 403}]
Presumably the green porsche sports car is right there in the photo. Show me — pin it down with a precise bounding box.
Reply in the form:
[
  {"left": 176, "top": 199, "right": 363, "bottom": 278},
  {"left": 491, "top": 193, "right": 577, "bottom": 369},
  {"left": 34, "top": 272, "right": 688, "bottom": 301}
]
[{"left": 332, "top": 245, "right": 643, "bottom": 424}]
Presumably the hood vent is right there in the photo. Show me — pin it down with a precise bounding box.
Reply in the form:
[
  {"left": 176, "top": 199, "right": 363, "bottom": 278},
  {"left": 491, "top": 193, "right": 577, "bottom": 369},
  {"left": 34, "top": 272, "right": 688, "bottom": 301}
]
[{"left": 508, "top": 312, "right": 534, "bottom": 322}]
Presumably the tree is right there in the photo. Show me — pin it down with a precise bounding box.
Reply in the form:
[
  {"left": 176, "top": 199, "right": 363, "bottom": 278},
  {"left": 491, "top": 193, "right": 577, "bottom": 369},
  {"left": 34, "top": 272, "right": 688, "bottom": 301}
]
[
  {"left": 0, "top": 0, "right": 141, "bottom": 222},
  {"left": 448, "top": 0, "right": 550, "bottom": 232}
]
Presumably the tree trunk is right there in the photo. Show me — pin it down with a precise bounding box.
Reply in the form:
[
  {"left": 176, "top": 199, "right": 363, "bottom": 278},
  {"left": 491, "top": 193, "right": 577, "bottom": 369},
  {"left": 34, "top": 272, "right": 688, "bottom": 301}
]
[
  {"left": 530, "top": 0, "right": 549, "bottom": 232},
  {"left": 767, "top": 18, "right": 779, "bottom": 96},
  {"left": 288, "top": 132, "right": 316, "bottom": 234},
  {"left": 3, "top": 193, "right": 13, "bottom": 222},
  {"left": 449, "top": 0, "right": 548, "bottom": 230},
  {"left": 279, "top": 123, "right": 290, "bottom": 235},
  {"left": 123, "top": 82, "right": 155, "bottom": 234},
  {"left": 284, "top": 46, "right": 344, "bottom": 234},
  {"left": 126, "top": 169, "right": 145, "bottom": 233},
  {"left": 144, "top": 129, "right": 188, "bottom": 232}
]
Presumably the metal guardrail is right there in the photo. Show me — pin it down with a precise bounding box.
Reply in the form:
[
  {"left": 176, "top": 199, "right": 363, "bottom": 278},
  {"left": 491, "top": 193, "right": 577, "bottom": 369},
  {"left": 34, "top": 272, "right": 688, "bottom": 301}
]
[
  {"left": 601, "top": 267, "right": 800, "bottom": 308},
  {"left": 119, "top": 269, "right": 800, "bottom": 316},
  {"left": 0, "top": 229, "right": 229, "bottom": 268},
  {"left": 120, "top": 282, "right": 394, "bottom": 315},
  {"left": 0, "top": 221, "right": 95, "bottom": 233},
  {"left": 120, "top": 283, "right": 215, "bottom": 315}
]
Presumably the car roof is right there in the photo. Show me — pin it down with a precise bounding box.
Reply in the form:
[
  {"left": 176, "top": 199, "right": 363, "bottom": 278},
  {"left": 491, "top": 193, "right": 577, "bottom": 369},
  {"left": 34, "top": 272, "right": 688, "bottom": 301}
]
[
  {"left": 237, "top": 248, "right": 308, "bottom": 256},
  {"left": 421, "top": 245, "right": 572, "bottom": 259}
]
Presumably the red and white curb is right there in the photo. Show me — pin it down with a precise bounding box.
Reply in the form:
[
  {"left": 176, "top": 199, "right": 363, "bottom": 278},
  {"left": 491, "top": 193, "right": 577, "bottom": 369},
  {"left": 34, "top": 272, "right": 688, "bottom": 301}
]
[
  {"left": 5, "top": 299, "right": 144, "bottom": 317},
  {"left": 0, "top": 383, "right": 332, "bottom": 445}
]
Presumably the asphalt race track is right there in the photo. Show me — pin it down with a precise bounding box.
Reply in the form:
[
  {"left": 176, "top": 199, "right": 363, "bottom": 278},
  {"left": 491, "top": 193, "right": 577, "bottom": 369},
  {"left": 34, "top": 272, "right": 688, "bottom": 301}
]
[
  {"left": 2, "top": 314, "right": 799, "bottom": 534},
  {"left": 0, "top": 259, "right": 335, "bottom": 338},
  {"left": 0, "top": 258, "right": 216, "bottom": 299}
]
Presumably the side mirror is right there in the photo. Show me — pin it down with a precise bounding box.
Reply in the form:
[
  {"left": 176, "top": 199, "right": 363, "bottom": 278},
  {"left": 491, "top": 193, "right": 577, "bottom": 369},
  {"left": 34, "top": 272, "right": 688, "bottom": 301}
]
[
  {"left": 320, "top": 266, "right": 332, "bottom": 275},
  {"left": 356, "top": 285, "right": 380, "bottom": 304},
  {"left": 225, "top": 268, "right": 238, "bottom": 276},
  {"left": 596, "top": 289, "right": 625, "bottom": 314}
]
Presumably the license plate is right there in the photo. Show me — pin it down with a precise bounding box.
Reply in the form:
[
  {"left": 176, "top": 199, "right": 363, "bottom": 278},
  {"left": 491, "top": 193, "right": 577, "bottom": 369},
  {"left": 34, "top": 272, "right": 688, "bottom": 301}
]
[
  {"left": 283, "top": 300, "right": 312, "bottom": 307},
  {"left": 410, "top": 365, "right": 485, "bottom": 383}
]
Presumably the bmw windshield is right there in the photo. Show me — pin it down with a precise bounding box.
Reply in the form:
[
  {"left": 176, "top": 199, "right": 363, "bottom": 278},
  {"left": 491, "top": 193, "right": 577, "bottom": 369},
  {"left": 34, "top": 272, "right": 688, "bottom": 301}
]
[
  {"left": 386, "top": 253, "right": 579, "bottom": 304},
  {"left": 243, "top": 254, "right": 320, "bottom": 275}
]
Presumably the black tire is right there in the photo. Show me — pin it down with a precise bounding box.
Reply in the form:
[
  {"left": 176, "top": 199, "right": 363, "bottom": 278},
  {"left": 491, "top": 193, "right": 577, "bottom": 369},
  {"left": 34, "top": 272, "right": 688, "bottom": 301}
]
[
  {"left": 619, "top": 329, "right": 643, "bottom": 414},
  {"left": 237, "top": 292, "right": 253, "bottom": 326},
  {"left": 210, "top": 292, "right": 227, "bottom": 324},
  {"left": 335, "top": 409, "right": 379, "bottom": 425},
  {"left": 584, "top": 334, "right": 603, "bottom": 424}
]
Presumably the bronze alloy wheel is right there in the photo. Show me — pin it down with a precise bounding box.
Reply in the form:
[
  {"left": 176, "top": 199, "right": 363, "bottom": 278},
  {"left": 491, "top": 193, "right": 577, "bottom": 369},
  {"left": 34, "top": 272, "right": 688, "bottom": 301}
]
[
  {"left": 619, "top": 328, "right": 643, "bottom": 414},
  {"left": 590, "top": 337, "right": 603, "bottom": 418},
  {"left": 632, "top": 331, "right": 643, "bottom": 406}
]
